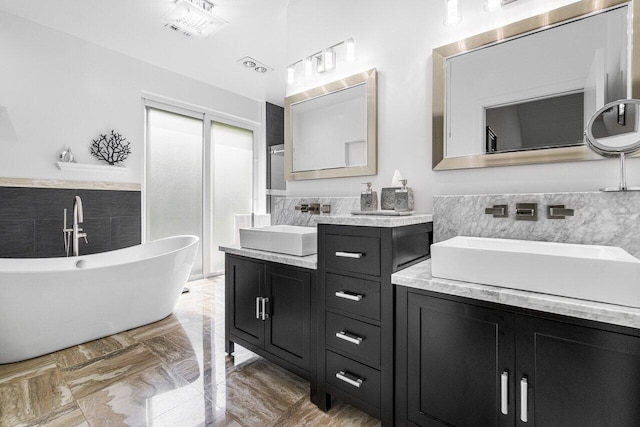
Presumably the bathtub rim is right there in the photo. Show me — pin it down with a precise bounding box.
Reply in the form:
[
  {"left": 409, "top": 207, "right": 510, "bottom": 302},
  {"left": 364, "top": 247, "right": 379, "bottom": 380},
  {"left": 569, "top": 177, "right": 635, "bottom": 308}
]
[{"left": 0, "top": 234, "right": 199, "bottom": 274}]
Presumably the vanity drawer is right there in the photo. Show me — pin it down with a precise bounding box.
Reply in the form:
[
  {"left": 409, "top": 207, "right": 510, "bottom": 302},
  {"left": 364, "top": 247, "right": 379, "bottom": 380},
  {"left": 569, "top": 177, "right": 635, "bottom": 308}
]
[
  {"left": 325, "top": 234, "right": 381, "bottom": 276},
  {"left": 326, "top": 350, "right": 380, "bottom": 408},
  {"left": 326, "top": 312, "right": 380, "bottom": 367},
  {"left": 325, "top": 273, "right": 380, "bottom": 321}
]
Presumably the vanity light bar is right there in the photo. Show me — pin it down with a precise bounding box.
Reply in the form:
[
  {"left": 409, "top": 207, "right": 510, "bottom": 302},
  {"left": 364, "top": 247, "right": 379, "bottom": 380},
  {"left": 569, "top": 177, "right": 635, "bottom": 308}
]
[{"left": 286, "top": 37, "right": 356, "bottom": 83}]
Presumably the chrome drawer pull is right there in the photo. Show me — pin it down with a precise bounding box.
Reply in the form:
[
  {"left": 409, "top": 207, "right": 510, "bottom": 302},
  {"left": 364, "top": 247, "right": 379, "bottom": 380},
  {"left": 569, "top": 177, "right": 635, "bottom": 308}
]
[
  {"left": 335, "top": 251, "right": 363, "bottom": 259},
  {"left": 336, "top": 330, "right": 363, "bottom": 345},
  {"left": 261, "top": 297, "right": 269, "bottom": 321},
  {"left": 335, "top": 291, "right": 363, "bottom": 301},
  {"left": 501, "top": 371, "right": 508, "bottom": 415},
  {"left": 255, "top": 297, "right": 261, "bottom": 319},
  {"left": 520, "top": 377, "right": 528, "bottom": 422},
  {"left": 336, "top": 370, "right": 364, "bottom": 388}
]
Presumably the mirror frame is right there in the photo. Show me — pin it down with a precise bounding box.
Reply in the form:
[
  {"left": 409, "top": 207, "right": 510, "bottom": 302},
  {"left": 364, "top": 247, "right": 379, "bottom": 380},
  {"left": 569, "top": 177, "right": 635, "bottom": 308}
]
[
  {"left": 432, "top": 0, "right": 640, "bottom": 171},
  {"left": 285, "top": 68, "right": 377, "bottom": 180}
]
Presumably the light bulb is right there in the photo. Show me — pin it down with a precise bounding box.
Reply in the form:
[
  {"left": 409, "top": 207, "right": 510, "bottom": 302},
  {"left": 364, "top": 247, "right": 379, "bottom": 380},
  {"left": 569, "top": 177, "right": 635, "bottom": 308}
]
[
  {"left": 287, "top": 65, "right": 295, "bottom": 84},
  {"left": 484, "top": 0, "right": 502, "bottom": 11},
  {"left": 316, "top": 54, "right": 325, "bottom": 73},
  {"left": 346, "top": 38, "right": 356, "bottom": 62},
  {"left": 445, "top": 0, "right": 461, "bottom": 25},
  {"left": 324, "top": 48, "right": 335, "bottom": 71},
  {"left": 304, "top": 57, "right": 313, "bottom": 76}
]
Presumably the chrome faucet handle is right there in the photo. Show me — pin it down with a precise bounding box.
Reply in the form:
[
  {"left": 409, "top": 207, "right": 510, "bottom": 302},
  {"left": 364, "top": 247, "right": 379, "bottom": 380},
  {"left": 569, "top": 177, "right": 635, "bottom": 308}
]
[
  {"left": 320, "top": 204, "right": 331, "bottom": 214},
  {"left": 295, "top": 204, "right": 309, "bottom": 212},
  {"left": 484, "top": 205, "right": 507, "bottom": 218},
  {"left": 308, "top": 203, "right": 321, "bottom": 214},
  {"left": 547, "top": 205, "right": 574, "bottom": 219}
]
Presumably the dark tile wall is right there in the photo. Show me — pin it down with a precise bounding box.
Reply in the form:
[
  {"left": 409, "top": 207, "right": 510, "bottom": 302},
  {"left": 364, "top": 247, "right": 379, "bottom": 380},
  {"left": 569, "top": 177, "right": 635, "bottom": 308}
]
[
  {"left": 0, "top": 187, "right": 141, "bottom": 258},
  {"left": 266, "top": 102, "right": 284, "bottom": 147}
]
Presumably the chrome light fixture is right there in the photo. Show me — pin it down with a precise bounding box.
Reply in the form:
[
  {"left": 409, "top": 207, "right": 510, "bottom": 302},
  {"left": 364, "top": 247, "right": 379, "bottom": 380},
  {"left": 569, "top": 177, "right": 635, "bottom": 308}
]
[
  {"left": 162, "top": 0, "right": 227, "bottom": 38},
  {"left": 287, "top": 37, "right": 355, "bottom": 83}
]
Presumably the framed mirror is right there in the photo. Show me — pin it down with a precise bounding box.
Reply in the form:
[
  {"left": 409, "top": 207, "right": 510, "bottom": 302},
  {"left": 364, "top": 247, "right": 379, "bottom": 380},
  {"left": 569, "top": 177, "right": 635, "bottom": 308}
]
[
  {"left": 285, "top": 68, "right": 377, "bottom": 180},
  {"left": 433, "top": 0, "right": 640, "bottom": 170}
]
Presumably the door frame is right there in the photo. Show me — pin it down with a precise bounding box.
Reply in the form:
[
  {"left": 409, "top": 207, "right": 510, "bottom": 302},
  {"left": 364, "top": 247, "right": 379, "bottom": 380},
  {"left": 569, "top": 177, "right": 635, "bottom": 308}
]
[{"left": 142, "top": 92, "right": 260, "bottom": 279}]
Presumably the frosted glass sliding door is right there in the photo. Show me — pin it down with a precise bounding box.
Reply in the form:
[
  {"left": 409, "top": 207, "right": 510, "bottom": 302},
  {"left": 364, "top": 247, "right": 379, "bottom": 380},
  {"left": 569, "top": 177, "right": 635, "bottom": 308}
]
[
  {"left": 146, "top": 107, "right": 204, "bottom": 279},
  {"left": 210, "top": 121, "right": 254, "bottom": 274}
]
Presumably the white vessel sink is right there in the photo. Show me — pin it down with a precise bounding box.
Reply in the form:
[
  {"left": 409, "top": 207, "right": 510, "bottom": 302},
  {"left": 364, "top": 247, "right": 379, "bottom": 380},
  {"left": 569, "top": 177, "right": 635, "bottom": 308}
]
[
  {"left": 239, "top": 225, "right": 317, "bottom": 256},
  {"left": 431, "top": 236, "right": 640, "bottom": 307}
]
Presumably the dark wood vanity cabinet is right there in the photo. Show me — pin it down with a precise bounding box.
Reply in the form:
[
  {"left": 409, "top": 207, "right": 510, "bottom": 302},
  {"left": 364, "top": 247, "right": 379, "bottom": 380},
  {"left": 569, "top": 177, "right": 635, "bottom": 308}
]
[
  {"left": 225, "top": 254, "right": 315, "bottom": 382},
  {"left": 396, "top": 288, "right": 640, "bottom": 427},
  {"left": 317, "top": 223, "right": 432, "bottom": 425}
]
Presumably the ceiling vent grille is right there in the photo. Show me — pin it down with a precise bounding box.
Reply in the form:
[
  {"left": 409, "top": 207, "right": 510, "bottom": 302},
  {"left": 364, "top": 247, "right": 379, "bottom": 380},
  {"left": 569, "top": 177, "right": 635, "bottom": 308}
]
[{"left": 162, "top": 0, "right": 227, "bottom": 38}]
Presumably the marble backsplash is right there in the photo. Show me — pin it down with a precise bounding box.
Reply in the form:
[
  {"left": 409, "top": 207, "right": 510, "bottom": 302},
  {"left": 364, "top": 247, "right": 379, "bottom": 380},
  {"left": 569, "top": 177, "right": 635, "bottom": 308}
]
[
  {"left": 273, "top": 197, "right": 359, "bottom": 227},
  {"left": 434, "top": 192, "right": 640, "bottom": 258}
]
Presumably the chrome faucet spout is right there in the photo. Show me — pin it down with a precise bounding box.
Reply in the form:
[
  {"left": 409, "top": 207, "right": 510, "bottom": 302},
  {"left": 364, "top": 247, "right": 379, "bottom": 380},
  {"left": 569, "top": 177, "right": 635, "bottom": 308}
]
[
  {"left": 73, "top": 196, "right": 84, "bottom": 224},
  {"left": 70, "top": 196, "right": 87, "bottom": 256}
]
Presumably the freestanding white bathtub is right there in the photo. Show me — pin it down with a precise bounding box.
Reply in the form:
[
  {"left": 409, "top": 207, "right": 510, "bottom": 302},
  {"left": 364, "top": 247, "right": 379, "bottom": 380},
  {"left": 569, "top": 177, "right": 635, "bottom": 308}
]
[{"left": 0, "top": 235, "right": 199, "bottom": 364}]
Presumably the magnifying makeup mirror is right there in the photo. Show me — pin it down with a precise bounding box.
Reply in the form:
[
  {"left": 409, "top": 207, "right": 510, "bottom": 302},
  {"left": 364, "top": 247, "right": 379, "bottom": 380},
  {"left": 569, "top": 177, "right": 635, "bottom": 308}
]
[{"left": 585, "top": 99, "right": 640, "bottom": 191}]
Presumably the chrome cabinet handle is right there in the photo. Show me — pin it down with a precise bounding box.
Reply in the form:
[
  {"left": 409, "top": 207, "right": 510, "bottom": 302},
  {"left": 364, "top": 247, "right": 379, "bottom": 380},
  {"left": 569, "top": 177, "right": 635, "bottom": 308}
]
[
  {"left": 335, "top": 330, "right": 363, "bottom": 345},
  {"left": 335, "top": 290, "right": 363, "bottom": 301},
  {"left": 501, "top": 371, "right": 508, "bottom": 415},
  {"left": 336, "top": 370, "right": 364, "bottom": 388},
  {"left": 261, "top": 297, "right": 269, "bottom": 320},
  {"left": 335, "top": 251, "right": 363, "bottom": 259},
  {"left": 520, "top": 377, "right": 528, "bottom": 422},
  {"left": 256, "top": 297, "right": 261, "bottom": 319}
]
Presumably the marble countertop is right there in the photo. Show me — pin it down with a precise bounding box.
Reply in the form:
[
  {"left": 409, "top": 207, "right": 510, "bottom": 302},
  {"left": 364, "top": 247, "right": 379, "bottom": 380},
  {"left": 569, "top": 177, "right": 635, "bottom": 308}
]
[
  {"left": 219, "top": 245, "right": 317, "bottom": 270},
  {"left": 314, "top": 213, "right": 433, "bottom": 227},
  {"left": 392, "top": 259, "right": 640, "bottom": 330}
]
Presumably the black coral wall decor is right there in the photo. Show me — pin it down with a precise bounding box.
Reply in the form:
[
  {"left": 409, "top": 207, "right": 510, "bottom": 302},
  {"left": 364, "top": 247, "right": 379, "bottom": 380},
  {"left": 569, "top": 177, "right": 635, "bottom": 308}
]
[{"left": 90, "top": 130, "right": 132, "bottom": 165}]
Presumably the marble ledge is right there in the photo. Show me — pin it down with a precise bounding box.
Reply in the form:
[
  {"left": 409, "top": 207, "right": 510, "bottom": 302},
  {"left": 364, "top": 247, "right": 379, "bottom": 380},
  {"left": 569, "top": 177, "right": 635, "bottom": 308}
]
[
  {"left": 392, "top": 259, "right": 640, "bottom": 330},
  {"left": 219, "top": 245, "right": 317, "bottom": 270},
  {"left": 314, "top": 213, "right": 433, "bottom": 227}
]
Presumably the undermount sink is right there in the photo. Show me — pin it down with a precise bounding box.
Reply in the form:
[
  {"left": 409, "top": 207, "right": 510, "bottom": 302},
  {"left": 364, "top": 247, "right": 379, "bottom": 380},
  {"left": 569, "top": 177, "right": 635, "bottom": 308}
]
[
  {"left": 431, "top": 236, "right": 640, "bottom": 307},
  {"left": 239, "top": 225, "right": 317, "bottom": 256}
]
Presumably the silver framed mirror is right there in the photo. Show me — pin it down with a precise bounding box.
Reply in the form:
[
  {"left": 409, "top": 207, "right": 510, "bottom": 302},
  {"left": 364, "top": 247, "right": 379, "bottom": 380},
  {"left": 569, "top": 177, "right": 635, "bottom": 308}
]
[
  {"left": 284, "top": 69, "right": 377, "bottom": 181},
  {"left": 585, "top": 99, "right": 640, "bottom": 190},
  {"left": 433, "top": 0, "right": 640, "bottom": 171}
]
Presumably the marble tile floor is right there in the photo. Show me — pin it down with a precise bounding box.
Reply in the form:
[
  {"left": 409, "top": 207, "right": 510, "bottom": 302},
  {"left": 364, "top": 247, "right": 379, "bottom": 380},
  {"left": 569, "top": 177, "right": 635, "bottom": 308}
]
[{"left": 0, "top": 277, "right": 380, "bottom": 427}]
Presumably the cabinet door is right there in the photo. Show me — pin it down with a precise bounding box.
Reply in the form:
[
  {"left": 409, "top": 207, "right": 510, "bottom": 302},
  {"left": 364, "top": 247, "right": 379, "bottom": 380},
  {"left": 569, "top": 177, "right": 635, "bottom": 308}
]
[
  {"left": 407, "top": 294, "right": 515, "bottom": 427},
  {"left": 264, "top": 264, "right": 311, "bottom": 371},
  {"left": 516, "top": 315, "right": 640, "bottom": 427},
  {"left": 226, "top": 256, "right": 264, "bottom": 347}
]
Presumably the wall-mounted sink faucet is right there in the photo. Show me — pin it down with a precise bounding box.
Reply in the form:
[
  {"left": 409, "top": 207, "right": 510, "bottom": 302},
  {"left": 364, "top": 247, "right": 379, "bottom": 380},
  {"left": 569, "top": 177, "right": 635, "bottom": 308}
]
[
  {"left": 295, "top": 203, "right": 331, "bottom": 214},
  {"left": 63, "top": 196, "right": 88, "bottom": 257},
  {"left": 515, "top": 203, "right": 538, "bottom": 221}
]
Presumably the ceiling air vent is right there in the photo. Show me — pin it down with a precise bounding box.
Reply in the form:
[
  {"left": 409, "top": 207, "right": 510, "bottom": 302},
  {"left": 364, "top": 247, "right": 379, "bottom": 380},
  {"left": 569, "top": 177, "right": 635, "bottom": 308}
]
[{"left": 162, "top": 0, "right": 227, "bottom": 38}]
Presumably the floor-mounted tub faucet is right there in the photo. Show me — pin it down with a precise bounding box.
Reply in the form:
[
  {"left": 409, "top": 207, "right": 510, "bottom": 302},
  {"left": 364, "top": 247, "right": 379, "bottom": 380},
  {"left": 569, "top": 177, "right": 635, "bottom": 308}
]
[{"left": 63, "top": 196, "right": 88, "bottom": 256}]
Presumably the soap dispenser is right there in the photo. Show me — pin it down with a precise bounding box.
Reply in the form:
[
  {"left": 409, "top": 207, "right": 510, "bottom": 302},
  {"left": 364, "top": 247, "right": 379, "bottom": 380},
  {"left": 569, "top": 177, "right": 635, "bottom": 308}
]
[
  {"left": 360, "top": 182, "right": 378, "bottom": 212},
  {"left": 394, "top": 179, "right": 414, "bottom": 212}
]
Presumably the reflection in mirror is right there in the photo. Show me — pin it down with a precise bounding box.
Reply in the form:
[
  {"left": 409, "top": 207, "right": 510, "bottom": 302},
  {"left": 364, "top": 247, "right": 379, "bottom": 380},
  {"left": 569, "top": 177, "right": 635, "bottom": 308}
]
[
  {"left": 485, "top": 92, "right": 585, "bottom": 153},
  {"left": 585, "top": 99, "right": 640, "bottom": 191},
  {"left": 285, "top": 69, "right": 377, "bottom": 181},
  {"left": 433, "top": 0, "right": 639, "bottom": 170},
  {"left": 291, "top": 84, "right": 367, "bottom": 171}
]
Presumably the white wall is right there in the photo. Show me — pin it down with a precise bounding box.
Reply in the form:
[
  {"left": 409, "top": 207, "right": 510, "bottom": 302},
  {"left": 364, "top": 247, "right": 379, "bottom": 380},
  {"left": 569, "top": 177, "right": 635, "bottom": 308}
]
[
  {"left": 284, "top": 0, "right": 638, "bottom": 213},
  {"left": 0, "top": 11, "right": 263, "bottom": 186}
]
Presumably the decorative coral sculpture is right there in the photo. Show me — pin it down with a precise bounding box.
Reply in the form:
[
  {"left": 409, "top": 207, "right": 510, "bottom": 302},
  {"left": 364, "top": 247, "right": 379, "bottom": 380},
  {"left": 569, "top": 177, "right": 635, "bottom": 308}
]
[{"left": 90, "top": 130, "right": 132, "bottom": 165}]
